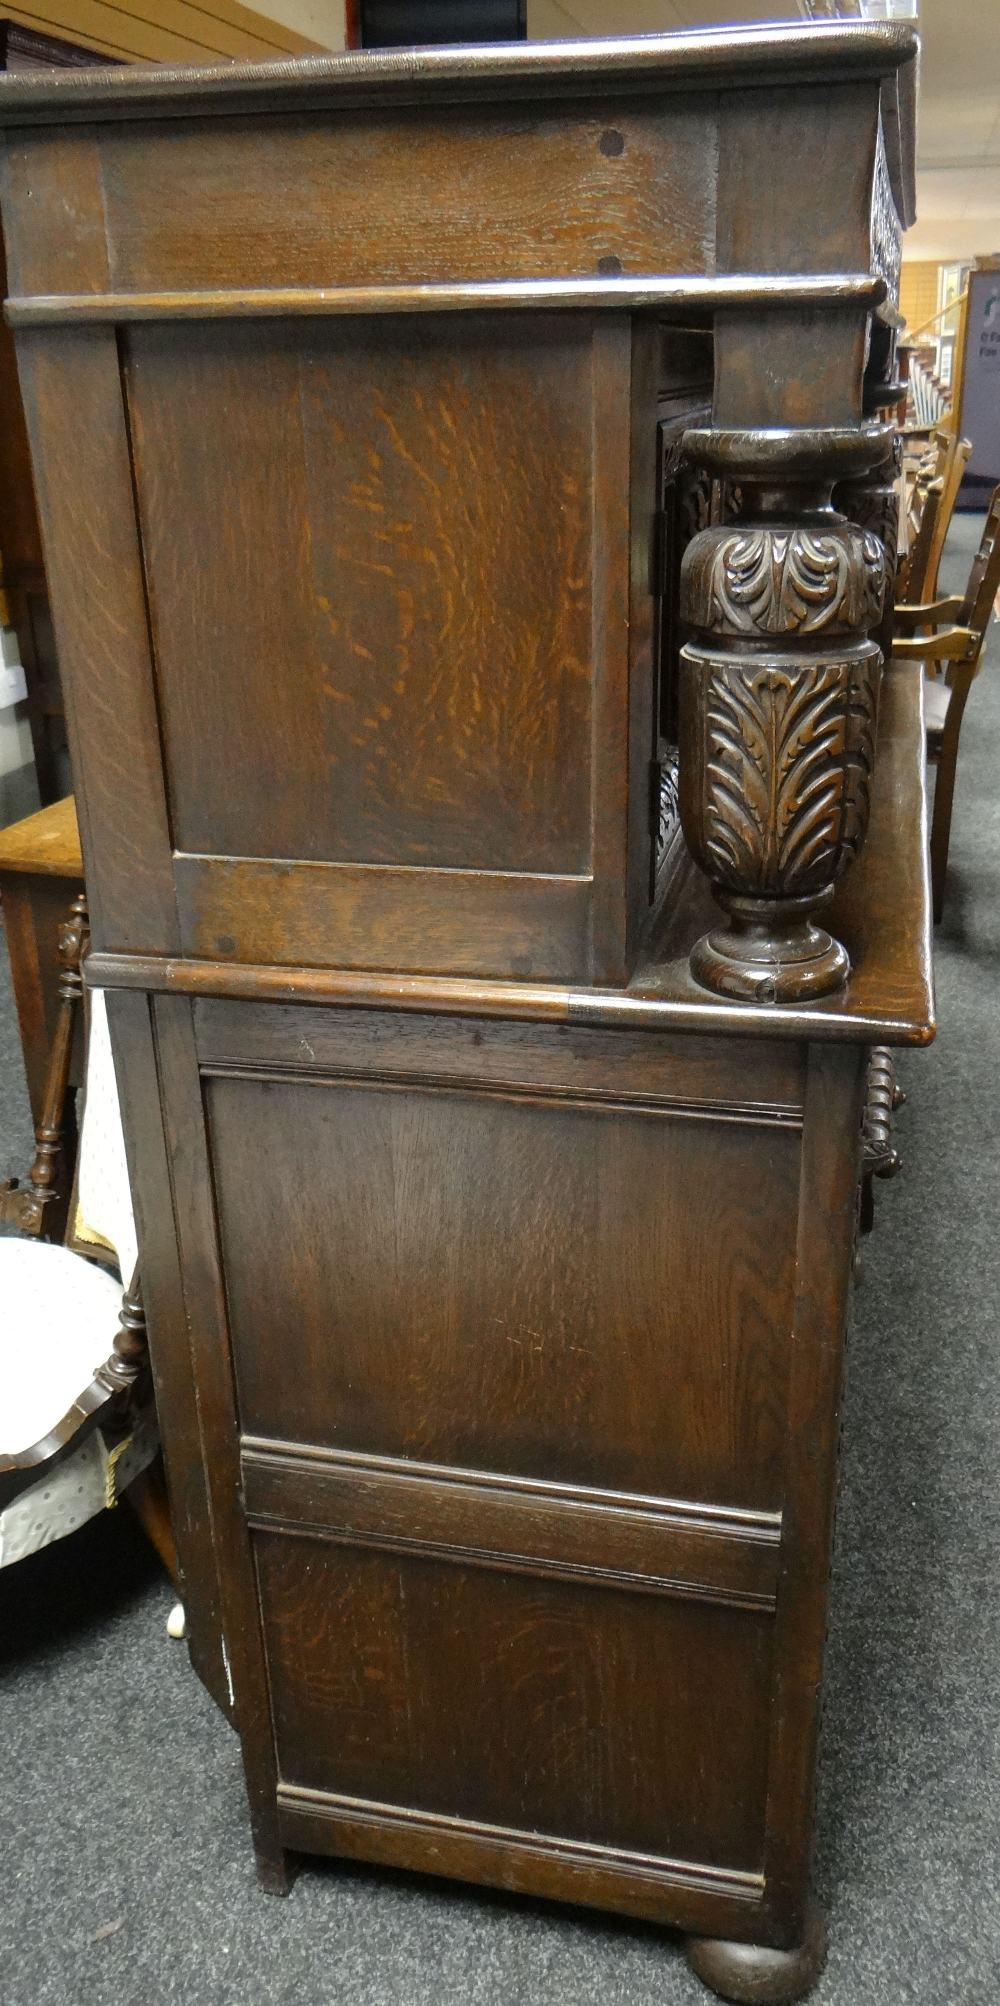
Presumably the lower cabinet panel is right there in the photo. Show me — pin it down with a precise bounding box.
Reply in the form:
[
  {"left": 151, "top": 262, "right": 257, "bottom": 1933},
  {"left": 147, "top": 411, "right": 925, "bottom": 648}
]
[
  {"left": 254, "top": 1531, "right": 774, "bottom": 1875},
  {"left": 208, "top": 1072, "right": 799, "bottom": 1510}
]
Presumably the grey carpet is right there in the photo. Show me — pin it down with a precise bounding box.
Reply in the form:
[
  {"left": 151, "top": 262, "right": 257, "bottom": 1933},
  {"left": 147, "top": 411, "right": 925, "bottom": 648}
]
[
  {"left": 0, "top": 912, "right": 33, "bottom": 1184},
  {"left": 0, "top": 515, "right": 997, "bottom": 2004}
]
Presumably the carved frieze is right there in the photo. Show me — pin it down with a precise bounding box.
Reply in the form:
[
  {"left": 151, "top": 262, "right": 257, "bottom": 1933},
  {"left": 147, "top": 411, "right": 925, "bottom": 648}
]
[
  {"left": 654, "top": 405, "right": 712, "bottom": 876},
  {"left": 682, "top": 522, "right": 886, "bottom": 640},
  {"left": 657, "top": 747, "right": 681, "bottom": 859},
  {"left": 679, "top": 467, "right": 713, "bottom": 545},
  {"left": 871, "top": 123, "right": 902, "bottom": 309},
  {"left": 837, "top": 434, "right": 904, "bottom": 595}
]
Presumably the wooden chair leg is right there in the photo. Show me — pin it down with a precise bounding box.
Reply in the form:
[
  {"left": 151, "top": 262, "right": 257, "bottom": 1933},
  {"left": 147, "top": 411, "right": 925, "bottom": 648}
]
[
  {"left": 96, "top": 1275, "right": 179, "bottom": 1586},
  {"left": 129, "top": 1457, "right": 180, "bottom": 1587},
  {"left": 0, "top": 888, "right": 88, "bottom": 1237},
  {"left": 929, "top": 715, "right": 963, "bottom": 924}
]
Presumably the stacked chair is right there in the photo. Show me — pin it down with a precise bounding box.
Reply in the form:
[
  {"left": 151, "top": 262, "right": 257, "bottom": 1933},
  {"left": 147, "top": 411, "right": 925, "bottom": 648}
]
[
  {"left": 894, "top": 465, "right": 1000, "bottom": 923},
  {"left": 898, "top": 428, "right": 972, "bottom": 603}
]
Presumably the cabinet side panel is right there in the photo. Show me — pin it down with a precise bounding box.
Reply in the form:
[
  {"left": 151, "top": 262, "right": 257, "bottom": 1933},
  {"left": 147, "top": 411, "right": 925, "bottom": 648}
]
[
  {"left": 208, "top": 1070, "right": 799, "bottom": 1509},
  {"left": 761, "top": 1041, "right": 867, "bottom": 1935},
  {"left": 256, "top": 1534, "right": 774, "bottom": 1872},
  {"left": 124, "top": 316, "right": 595, "bottom": 876}
]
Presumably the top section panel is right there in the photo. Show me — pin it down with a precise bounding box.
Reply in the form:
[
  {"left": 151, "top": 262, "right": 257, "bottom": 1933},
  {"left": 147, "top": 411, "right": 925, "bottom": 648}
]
[{"left": 0, "top": 21, "right": 918, "bottom": 125}]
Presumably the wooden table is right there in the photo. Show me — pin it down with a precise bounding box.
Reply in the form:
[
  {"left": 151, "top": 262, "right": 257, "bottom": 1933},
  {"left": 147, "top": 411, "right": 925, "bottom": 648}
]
[
  {"left": 0, "top": 794, "right": 82, "bottom": 1127},
  {"left": 0, "top": 21, "right": 931, "bottom": 2002}
]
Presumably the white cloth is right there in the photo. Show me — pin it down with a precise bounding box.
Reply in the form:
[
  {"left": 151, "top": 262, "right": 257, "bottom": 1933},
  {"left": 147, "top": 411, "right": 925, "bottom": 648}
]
[
  {"left": 0, "top": 1238, "right": 123, "bottom": 1458},
  {"left": 75, "top": 986, "right": 138, "bottom": 1284},
  {"left": 0, "top": 1407, "right": 158, "bottom": 1568}
]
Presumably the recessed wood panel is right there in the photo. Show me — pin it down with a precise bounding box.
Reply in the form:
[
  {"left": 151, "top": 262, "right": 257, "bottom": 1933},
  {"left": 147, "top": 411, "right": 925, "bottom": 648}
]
[
  {"left": 210, "top": 1074, "right": 799, "bottom": 1508},
  {"left": 255, "top": 1533, "right": 774, "bottom": 1870},
  {"left": 125, "top": 316, "right": 606, "bottom": 877}
]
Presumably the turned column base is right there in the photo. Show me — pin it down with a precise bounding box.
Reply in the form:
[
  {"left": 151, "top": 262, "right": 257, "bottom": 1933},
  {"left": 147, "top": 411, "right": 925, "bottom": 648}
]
[
  {"left": 690, "top": 891, "right": 849, "bottom": 1006},
  {"left": 686, "top": 1899, "right": 827, "bottom": 2004}
]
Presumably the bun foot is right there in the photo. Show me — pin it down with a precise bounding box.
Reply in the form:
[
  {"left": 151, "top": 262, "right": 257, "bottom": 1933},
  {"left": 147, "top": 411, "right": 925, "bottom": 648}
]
[{"left": 685, "top": 1900, "right": 827, "bottom": 2004}]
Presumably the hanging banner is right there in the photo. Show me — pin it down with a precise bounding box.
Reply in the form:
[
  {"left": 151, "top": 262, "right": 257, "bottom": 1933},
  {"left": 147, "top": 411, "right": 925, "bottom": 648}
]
[{"left": 960, "top": 266, "right": 1000, "bottom": 501}]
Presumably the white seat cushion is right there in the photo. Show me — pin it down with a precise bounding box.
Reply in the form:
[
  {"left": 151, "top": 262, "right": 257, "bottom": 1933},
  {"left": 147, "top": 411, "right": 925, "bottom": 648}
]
[
  {"left": 0, "top": 1240, "right": 123, "bottom": 1459},
  {"left": 0, "top": 1405, "right": 158, "bottom": 1568}
]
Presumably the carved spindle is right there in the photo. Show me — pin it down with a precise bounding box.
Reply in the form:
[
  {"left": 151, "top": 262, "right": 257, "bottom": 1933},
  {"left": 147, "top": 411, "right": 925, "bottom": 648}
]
[
  {"left": 0, "top": 888, "right": 89, "bottom": 1235},
  {"left": 97, "top": 1267, "right": 148, "bottom": 1397},
  {"left": 861, "top": 1047, "right": 902, "bottom": 1184},
  {"left": 858, "top": 1045, "right": 903, "bottom": 1238},
  {"left": 677, "top": 426, "right": 890, "bottom": 1005}
]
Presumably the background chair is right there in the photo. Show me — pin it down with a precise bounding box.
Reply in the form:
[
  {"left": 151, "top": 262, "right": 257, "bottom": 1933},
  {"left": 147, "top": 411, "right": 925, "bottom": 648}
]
[
  {"left": 894, "top": 485, "right": 1000, "bottom": 921},
  {"left": 0, "top": 890, "right": 162, "bottom": 1571},
  {"left": 896, "top": 473, "right": 944, "bottom": 607},
  {"left": 920, "top": 433, "right": 973, "bottom": 606},
  {"left": 898, "top": 431, "right": 972, "bottom": 605}
]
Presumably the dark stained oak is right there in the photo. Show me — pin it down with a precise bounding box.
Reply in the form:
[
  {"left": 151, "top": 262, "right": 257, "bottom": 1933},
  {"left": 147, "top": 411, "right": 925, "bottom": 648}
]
[
  {"left": 210, "top": 1069, "right": 798, "bottom": 1505},
  {"left": 257, "top": 1537, "right": 775, "bottom": 1870},
  {"left": 93, "top": 99, "right": 715, "bottom": 295},
  {"left": 0, "top": 23, "right": 918, "bottom": 126},
  {"left": 0, "top": 25, "right": 118, "bottom": 805},
  {"left": 192, "top": 1003, "right": 807, "bottom": 1111},
  {"left": 241, "top": 1439, "right": 783, "bottom": 1613},
  {"left": 688, "top": 1900, "right": 827, "bottom": 2003},
  {"left": 83, "top": 659, "right": 935, "bottom": 1049},
  {"left": 6, "top": 274, "right": 889, "bottom": 327},
  {"left": 126, "top": 318, "right": 599, "bottom": 874},
  {"left": 0, "top": 22, "right": 929, "bottom": 2002}
]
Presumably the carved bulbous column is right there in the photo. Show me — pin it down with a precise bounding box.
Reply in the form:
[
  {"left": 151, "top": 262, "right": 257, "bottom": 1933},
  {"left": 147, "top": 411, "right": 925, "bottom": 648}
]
[{"left": 677, "top": 426, "right": 891, "bottom": 1005}]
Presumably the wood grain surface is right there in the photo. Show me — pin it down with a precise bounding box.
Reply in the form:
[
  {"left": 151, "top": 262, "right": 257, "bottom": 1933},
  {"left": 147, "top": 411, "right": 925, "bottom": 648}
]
[
  {"left": 0, "top": 24, "right": 927, "bottom": 1978},
  {"left": 210, "top": 1072, "right": 798, "bottom": 1508},
  {"left": 256, "top": 1535, "right": 775, "bottom": 1868}
]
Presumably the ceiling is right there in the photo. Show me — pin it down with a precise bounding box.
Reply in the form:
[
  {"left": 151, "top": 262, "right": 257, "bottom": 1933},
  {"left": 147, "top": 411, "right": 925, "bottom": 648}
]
[
  {"left": 258, "top": 0, "right": 1000, "bottom": 264},
  {"left": 904, "top": 0, "right": 1000, "bottom": 262},
  {"left": 526, "top": 0, "right": 1000, "bottom": 263}
]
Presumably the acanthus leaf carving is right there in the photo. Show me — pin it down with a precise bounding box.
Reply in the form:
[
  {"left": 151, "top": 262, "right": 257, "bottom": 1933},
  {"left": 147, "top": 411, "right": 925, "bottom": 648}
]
[
  {"left": 683, "top": 650, "right": 880, "bottom": 899},
  {"left": 682, "top": 524, "right": 886, "bottom": 639}
]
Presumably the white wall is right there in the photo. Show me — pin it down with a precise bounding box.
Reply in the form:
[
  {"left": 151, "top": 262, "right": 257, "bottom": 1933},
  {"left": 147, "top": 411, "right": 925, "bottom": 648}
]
[
  {"left": 907, "top": 168, "right": 1000, "bottom": 266},
  {"left": 256, "top": 0, "right": 346, "bottom": 47},
  {"left": 0, "top": 626, "right": 34, "bottom": 824},
  {"left": 0, "top": 707, "right": 31, "bottom": 781}
]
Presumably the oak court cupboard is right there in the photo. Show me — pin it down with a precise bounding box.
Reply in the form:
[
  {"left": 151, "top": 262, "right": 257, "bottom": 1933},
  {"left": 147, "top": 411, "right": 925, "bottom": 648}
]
[{"left": 0, "top": 21, "right": 932, "bottom": 2003}]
